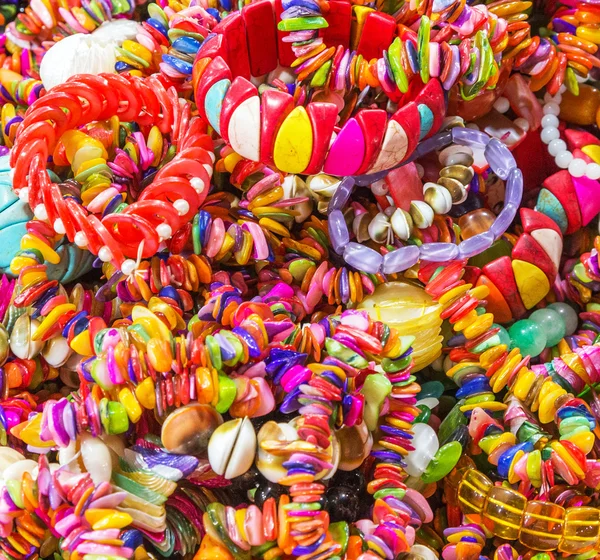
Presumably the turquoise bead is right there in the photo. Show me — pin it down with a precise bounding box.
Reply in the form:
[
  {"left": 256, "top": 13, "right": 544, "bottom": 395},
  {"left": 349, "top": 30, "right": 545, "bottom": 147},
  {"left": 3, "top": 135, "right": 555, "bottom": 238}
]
[
  {"left": 417, "top": 380, "right": 444, "bottom": 400},
  {"left": 508, "top": 319, "right": 547, "bottom": 357},
  {"left": 535, "top": 188, "right": 568, "bottom": 234},
  {"left": 204, "top": 79, "right": 231, "bottom": 135},
  {"left": 529, "top": 308, "right": 566, "bottom": 347},
  {"left": 417, "top": 104, "right": 434, "bottom": 139}
]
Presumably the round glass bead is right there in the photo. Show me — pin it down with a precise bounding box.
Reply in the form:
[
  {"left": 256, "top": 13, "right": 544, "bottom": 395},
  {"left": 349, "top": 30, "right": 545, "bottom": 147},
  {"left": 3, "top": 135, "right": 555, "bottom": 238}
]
[
  {"left": 529, "top": 308, "right": 566, "bottom": 347},
  {"left": 508, "top": 319, "right": 547, "bottom": 357}
]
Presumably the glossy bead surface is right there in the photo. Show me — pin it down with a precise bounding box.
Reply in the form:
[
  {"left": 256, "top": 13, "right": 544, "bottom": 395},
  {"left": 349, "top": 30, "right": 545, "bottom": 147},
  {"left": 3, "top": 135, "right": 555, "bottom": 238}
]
[
  {"left": 483, "top": 486, "right": 526, "bottom": 540},
  {"left": 529, "top": 308, "right": 566, "bottom": 346},
  {"left": 519, "top": 501, "right": 565, "bottom": 551},
  {"left": 458, "top": 209, "right": 496, "bottom": 240},
  {"left": 508, "top": 319, "right": 547, "bottom": 357},
  {"left": 548, "top": 302, "right": 579, "bottom": 336}
]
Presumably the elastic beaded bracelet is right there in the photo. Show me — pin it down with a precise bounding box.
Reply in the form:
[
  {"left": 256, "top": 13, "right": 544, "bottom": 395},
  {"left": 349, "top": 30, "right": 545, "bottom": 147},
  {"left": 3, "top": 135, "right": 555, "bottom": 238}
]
[
  {"left": 327, "top": 128, "right": 522, "bottom": 274},
  {"left": 455, "top": 467, "right": 600, "bottom": 553},
  {"left": 9, "top": 72, "right": 214, "bottom": 270}
]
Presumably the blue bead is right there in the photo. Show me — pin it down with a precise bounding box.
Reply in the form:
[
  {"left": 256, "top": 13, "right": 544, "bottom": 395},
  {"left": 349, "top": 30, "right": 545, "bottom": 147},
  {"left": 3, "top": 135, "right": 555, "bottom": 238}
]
[
  {"left": 162, "top": 54, "right": 193, "bottom": 75},
  {"left": 146, "top": 17, "right": 168, "bottom": 36},
  {"left": 535, "top": 188, "right": 568, "bottom": 234},
  {"left": 282, "top": 0, "right": 320, "bottom": 10},
  {"left": 172, "top": 36, "right": 201, "bottom": 54},
  {"left": 206, "top": 8, "right": 220, "bottom": 20},
  {"left": 497, "top": 441, "right": 534, "bottom": 478},
  {"left": 456, "top": 376, "right": 491, "bottom": 398},
  {"left": 115, "top": 61, "right": 134, "bottom": 72},
  {"left": 220, "top": 0, "right": 232, "bottom": 12}
]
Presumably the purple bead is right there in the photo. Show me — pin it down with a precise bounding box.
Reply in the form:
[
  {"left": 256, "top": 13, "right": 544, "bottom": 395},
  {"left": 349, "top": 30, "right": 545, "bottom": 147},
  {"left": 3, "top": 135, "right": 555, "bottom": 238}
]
[
  {"left": 328, "top": 176, "right": 355, "bottom": 213},
  {"left": 419, "top": 242, "right": 459, "bottom": 262},
  {"left": 416, "top": 130, "right": 452, "bottom": 158},
  {"left": 490, "top": 202, "right": 518, "bottom": 239},
  {"left": 343, "top": 242, "right": 383, "bottom": 273},
  {"left": 382, "top": 245, "right": 420, "bottom": 274},
  {"left": 328, "top": 209, "right": 350, "bottom": 254},
  {"left": 458, "top": 231, "right": 494, "bottom": 259},
  {"left": 452, "top": 127, "right": 489, "bottom": 149},
  {"left": 485, "top": 138, "right": 516, "bottom": 179},
  {"left": 505, "top": 168, "right": 523, "bottom": 207}
]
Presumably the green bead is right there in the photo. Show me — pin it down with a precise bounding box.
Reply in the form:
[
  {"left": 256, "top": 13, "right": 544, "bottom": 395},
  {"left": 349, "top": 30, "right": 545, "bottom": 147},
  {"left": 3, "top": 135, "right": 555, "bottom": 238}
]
[
  {"left": 388, "top": 37, "right": 408, "bottom": 93},
  {"left": 508, "top": 319, "right": 547, "bottom": 357},
  {"left": 216, "top": 375, "right": 237, "bottom": 413},
  {"left": 329, "top": 522, "right": 350, "bottom": 554},
  {"left": 107, "top": 401, "right": 129, "bottom": 434},
  {"left": 361, "top": 373, "right": 392, "bottom": 431},
  {"left": 277, "top": 16, "right": 328, "bottom": 31},
  {"left": 421, "top": 441, "right": 462, "bottom": 483},
  {"left": 415, "top": 404, "right": 431, "bottom": 424},
  {"left": 417, "top": 380, "right": 444, "bottom": 400},
  {"left": 417, "top": 15, "right": 430, "bottom": 83},
  {"left": 437, "top": 402, "right": 467, "bottom": 444},
  {"left": 529, "top": 308, "right": 566, "bottom": 347},
  {"left": 326, "top": 338, "right": 369, "bottom": 369}
]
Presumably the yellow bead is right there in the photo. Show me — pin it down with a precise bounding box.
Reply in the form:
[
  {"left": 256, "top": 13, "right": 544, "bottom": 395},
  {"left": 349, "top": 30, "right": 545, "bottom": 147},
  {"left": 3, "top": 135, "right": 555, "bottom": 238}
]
[
  {"left": 438, "top": 283, "right": 471, "bottom": 306},
  {"left": 519, "top": 501, "right": 565, "bottom": 551},
  {"left": 11, "top": 414, "right": 54, "bottom": 448},
  {"left": 350, "top": 5, "right": 374, "bottom": 49},
  {"left": 223, "top": 152, "right": 243, "bottom": 173},
  {"left": 10, "top": 256, "right": 39, "bottom": 275},
  {"left": 577, "top": 26, "right": 600, "bottom": 45},
  {"left": 463, "top": 313, "right": 494, "bottom": 340},
  {"left": 512, "top": 368, "right": 536, "bottom": 401},
  {"left": 458, "top": 469, "right": 493, "bottom": 517},
  {"left": 31, "top": 303, "right": 76, "bottom": 341},
  {"left": 135, "top": 377, "right": 156, "bottom": 409},
  {"left": 582, "top": 144, "right": 600, "bottom": 164},
  {"left": 550, "top": 441, "right": 585, "bottom": 478},
  {"left": 563, "top": 430, "right": 595, "bottom": 454},
  {"left": 147, "top": 126, "right": 163, "bottom": 167},
  {"left": 70, "top": 330, "right": 93, "bottom": 356},
  {"left": 559, "top": 507, "right": 600, "bottom": 554},
  {"left": 131, "top": 306, "right": 172, "bottom": 340},
  {"left": 273, "top": 106, "right": 313, "bottom": 174},
  {"left": 511, "top": 259, "right": 550, "bottom": 309},
  {"left": 538, "top": 386, "right": 566, "bottom": 424},
  {"left": 20, "top": 234, "right": 60, "bottom": 265},
  {"left": 147, "top": 338, "right": 173, "bottom": 372},
  {"left": 119, "top": 387, "right": 143, "bottom": 423},
  {"left": 559, "top": 83, "right": 600, "bottom": 125},
  {"left": 84, "top": 509, "right": 133, "bottom": 530},
  {"left": 483, "top": 486, "right": 526, "bottom": 540}
]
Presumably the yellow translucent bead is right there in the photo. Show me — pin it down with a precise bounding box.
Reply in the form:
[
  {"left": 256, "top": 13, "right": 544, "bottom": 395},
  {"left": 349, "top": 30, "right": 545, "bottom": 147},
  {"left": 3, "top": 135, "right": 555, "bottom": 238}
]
[
  {"left": 32, "top": 303, "right": 76, "bottom": 341},
  {"left": 458, "top": 469, "right": 493, "bottom": 517},
  {"left": 483, "top": 486, "right": 526, "bottom": 540},
  {"left": 558, "top": 507, "right": 600, "bottom": 554},
  {"left": 84, "top": 509, "right": 133, "bottom": 530},
  {"left": 122, "top": 40, "right": 153, "bottom": 63},
  {"left": 70, "top": 330, "right": 93, "bottom": 356},
  {"left": 119, "top": 387, "right": 143, "bottom": 423},
  {"left": 135, "top": 377, "right": 156, "bottom": 409},
  {"left": 20, "top": 234, "right": 60, "bottom": 265},
  {"left": 224, "top": 152, "right": 244, "bottom": 173},
  {"left": 519, "top": 501, "right": 565, "bottom": 551},
  {"left": 453, "top": 310, "right": 479, "bottom": 333}
]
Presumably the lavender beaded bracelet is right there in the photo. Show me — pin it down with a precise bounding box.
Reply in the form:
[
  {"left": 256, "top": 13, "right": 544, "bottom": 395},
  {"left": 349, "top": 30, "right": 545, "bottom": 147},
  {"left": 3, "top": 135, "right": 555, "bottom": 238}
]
[{"left": 327, "top": 128, "right": 523, "bottom": 274}]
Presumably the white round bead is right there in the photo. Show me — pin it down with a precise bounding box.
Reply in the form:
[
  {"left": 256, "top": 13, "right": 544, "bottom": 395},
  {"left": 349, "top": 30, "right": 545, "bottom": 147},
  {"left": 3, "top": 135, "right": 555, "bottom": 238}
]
[
  {"left": 541, "top": 114, "right": 559, "bottom": 128},
  {"left": 553, "top": 94, "right": 562, "bottom": 105},
  {"left": 173, "top": 199, "right": 190, "bottom": 215},
  {"left": 514, "top": 117, "right": 530, "bottom": 132},
  {"left": 18, "top": 187, "right": 29, "bottom": 202},
  {"left": 555, "top": 151, "right": 574, "bottom": 169},
  {"left": 548, "top": 139, "right": 567, "bottom": 157},
  {"left": 543, "top": 102, "right": 560, "bottom": 116},
  {"left": 541, "top": 126, "right": 560, "bottom": 144},
  {"left": 53, "top": 219, "right": 66, "bottom": 235},
  {"left": 156, "top": 223, "right": 172, "bottom": 239},
  {"left": 493, "top": 96, "right": 510, "bottom": 113},
  {"left": 98, "top": 246, "right": 113, "bottom": 262},
  {"left": 121, "top": 259, "right": 137, "bottom": 275},
  {"left": 543, "top": 92, "right": 554, "bottom": 103},
  {"left": 586, "top": 162, "right": 600, "bottom": 180},
  {"left": 34, "top": 204, "right": 48, "bottom": 221},
  {"left": 568, "top": 158, "right": 587, "bottom": 177},
  {"left": 190, "top": 177, "right": 205, "bottom": 193},
  {"left": 74, "top": 231, "right": 88, "bottom": 248}
]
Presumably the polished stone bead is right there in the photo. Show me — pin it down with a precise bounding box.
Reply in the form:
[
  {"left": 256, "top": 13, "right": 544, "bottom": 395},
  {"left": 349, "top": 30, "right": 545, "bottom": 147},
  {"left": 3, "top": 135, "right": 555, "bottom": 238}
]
[
  {"left": 511, "top": 259, "right": 550, "bottom": 310},
  {"left": 529, "top": 308, "right": 566, "bottom": 347},
  {"left": 508, "top": 319, "right": 547, "bottom": 357}
]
